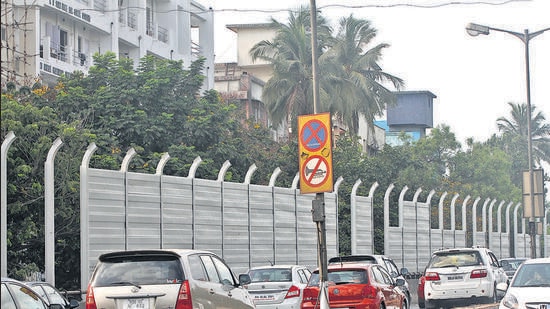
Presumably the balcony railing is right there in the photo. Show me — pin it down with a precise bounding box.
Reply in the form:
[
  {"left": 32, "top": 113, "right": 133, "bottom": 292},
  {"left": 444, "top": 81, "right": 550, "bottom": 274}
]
[{"left": 158, "top": 26, "right": 168, "bottom": 43}]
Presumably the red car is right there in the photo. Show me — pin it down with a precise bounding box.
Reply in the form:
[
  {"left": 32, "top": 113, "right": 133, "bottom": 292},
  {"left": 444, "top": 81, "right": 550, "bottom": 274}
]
[{"left": 301, "top": 263, "right": 408, "bottom": 309}]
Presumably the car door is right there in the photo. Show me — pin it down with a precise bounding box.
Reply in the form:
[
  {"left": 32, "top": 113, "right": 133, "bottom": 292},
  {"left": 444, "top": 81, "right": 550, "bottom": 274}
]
[
  {"left": 487, "top": 251, "right": 507, "bottom": 284},
  {"left": 372, "top": 266, "right": 402, "bottom": 309},
  {"left": 200, "top": 254, "right": 254, "bottom": 309}
]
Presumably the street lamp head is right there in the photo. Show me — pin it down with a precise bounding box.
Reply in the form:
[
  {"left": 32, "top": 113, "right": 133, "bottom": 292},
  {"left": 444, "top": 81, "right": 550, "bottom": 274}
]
[{"left": 466, "top": 23, "right": 490, "bottom": 36}]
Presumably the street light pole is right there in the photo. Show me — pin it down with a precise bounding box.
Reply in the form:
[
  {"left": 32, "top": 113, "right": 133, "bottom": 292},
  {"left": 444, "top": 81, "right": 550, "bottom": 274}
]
[{"left": 466, "top": 23, "right": 550, "bottom": 259}]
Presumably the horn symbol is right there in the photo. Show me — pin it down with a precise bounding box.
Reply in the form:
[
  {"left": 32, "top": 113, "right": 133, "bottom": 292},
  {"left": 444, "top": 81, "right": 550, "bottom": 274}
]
[{"left": 305, "top": 166, "right": 326, "bottom": 177}]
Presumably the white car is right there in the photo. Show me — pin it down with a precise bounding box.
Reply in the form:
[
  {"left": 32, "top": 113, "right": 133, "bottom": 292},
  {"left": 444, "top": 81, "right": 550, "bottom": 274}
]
[
  {"left": 246, "top": 264, "right": 311, "bottom": 309},
  {"left": 423, "top": 247, "right": 508, "bottom": 308},
  {"left": 497, "top": 257, "right": 550, "bottom": 309}
]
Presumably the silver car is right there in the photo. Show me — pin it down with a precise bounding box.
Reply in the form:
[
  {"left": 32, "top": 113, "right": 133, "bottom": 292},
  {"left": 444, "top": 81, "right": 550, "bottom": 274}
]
[
  {"left": 246, "top": 265, "right": 311, "bottom": 309},
  {"left": 85, "top": 249, "right": 255, "bottom": 309}
]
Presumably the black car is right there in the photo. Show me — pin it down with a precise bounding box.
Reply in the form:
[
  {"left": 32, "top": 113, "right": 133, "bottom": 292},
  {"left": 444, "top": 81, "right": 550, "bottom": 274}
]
[
  {"left": 26, "top": 281, "right": 80, "bottom": 309},
  {"left": 1, "top": 277, "right": 64, "bottom": 309}
]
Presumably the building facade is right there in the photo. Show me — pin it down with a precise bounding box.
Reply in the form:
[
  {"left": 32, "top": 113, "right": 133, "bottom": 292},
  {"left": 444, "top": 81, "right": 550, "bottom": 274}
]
[{"left": 1, "top": 0, "right": 214, "bottom": 89}]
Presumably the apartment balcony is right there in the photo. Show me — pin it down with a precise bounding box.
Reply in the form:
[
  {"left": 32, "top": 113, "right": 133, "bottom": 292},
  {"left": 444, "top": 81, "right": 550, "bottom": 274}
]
[
  {"left": 43, "top": 0, "right": 111, "bottom": 34},
  {"left": 39, "top": 37, "right": 90, "bottom": 82}
]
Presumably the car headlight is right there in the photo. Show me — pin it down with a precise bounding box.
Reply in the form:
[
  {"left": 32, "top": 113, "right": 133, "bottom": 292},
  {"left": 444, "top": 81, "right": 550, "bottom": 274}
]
[{"left": 500, "top": 294, "right": 519, "bottom": 309}]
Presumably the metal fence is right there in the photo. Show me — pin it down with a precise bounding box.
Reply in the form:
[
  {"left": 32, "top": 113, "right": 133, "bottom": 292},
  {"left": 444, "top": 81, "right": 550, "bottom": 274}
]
[{"left": 1, "top": 134, "right": 548, "bottom": 292}]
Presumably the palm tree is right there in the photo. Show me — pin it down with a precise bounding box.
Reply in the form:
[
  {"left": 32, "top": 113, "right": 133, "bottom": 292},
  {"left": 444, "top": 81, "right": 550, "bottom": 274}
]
[
  {"left": 250, "top": 8, "right": 403, "bottom": 136},
  {"left": 320, "top": 15, "right": 404, "bottom": 134},
  {"left": 249, "top": 6, "right": 332, "bottom": 128},
  {"left": 496, "top": 102, "right": 550, "bottom": 168}
]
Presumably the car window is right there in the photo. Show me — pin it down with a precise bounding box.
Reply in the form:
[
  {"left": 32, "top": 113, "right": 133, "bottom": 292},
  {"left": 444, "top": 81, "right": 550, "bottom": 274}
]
[
  {"left": 211, "top": 256, "right": 236, "bottom": 286},
  {"left": 188, "top": 254, "right": 208, "bottom": 281},
  {"left": 428, "top": 251, "right": 482, "bottom": 268},
  {"left": 7, "top": 282, "right": 47, "bottom": 309},
  {"left": 297, "top": 269, "right": 308, "bottom": 283},
  {"left": 30, "top": 285, "right": 47, "bottom": 300},
  {"left": 1, "top": 283, "right": 18, "bottom": 309},
  {"left": 43, "top": 284, "right": 67, "bottom": 305},
  {"left": 373, "top": 266, "right": 393, "bottom": 285},
  {"left": 488, "top": 252, "right": 499, "bottom": 267},
  {"left": 512, "top": 263, "right": 550, "bottom": 287},
  {"left": 249, "top": 268, "right": 293, "bottom": 283},
  {"left": 200, "top": 255, "right": 221, "bottom": 283},
  {"left": 94, "top": 256, "right": 184, "bottom": 286},
  {"left": 384, "top": 259, "right": 399, "bottom": 276}
]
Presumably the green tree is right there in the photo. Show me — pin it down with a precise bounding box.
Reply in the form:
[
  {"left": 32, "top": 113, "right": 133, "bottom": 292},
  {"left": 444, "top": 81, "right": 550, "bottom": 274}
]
[
  {"left": 250, "top": 7, "right": 403, "bottom": 138},
  {"left": 1, "top": 95, "right": 96, "bottom": 288},
  {"left": 496, "top": 102, "right": 550, "bottom": 168}
]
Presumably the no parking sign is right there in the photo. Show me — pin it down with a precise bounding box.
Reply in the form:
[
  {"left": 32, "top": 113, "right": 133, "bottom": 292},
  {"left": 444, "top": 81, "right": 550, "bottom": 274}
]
[{"left": 298, "top": 112, "right": 333, "bottom": 194}]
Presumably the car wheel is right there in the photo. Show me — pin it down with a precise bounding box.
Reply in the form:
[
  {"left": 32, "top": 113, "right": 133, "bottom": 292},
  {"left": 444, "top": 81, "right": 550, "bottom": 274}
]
[
  {"left": 425, "top": 300, "right": 437, "bottom": 309},
  {"left": 402, "top": 298, "right": 408, "bottom": 309},
  {"left": 418, "top": 298, "right": 425, "bottom": 309}
]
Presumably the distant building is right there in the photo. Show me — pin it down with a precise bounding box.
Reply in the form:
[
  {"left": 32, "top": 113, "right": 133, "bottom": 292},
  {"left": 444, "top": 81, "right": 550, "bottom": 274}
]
[
  {"left": 214, "top": 22, "right": 437, "bottom": 148},
  {"left": 1, "top": 0, "right": 214, "bottom": 90},
  {"left": 384, "top": 91, "right": 437, "bottom": 146}
]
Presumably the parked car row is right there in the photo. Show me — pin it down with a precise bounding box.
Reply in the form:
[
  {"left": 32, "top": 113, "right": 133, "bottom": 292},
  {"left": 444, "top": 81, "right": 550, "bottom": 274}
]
[
  {"left": 79, "top": 249, "right": 411, "bottom": 309},
  {"left": 1, "top": 277, "right": 79, "bottom": 309}
]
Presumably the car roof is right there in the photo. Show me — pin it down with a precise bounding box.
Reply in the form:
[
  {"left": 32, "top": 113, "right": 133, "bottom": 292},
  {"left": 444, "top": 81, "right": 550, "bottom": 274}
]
[
  {"left": 327, "top": 262, "right": 375, "bottom": 270},
  {"left": 1, "top": 277, "right": 21, "bottom": 283},
  {"left": 328, "top": 255, "right": 385, "bottom": 264},
  {"left": 248, "top": 265, "right": 305, "bottom": 270},
  {"left": 98, "top": 248, "right": 216, "bottom": 260},
  {"left": 432, "top": 247, "right": 490, "bottom": 254},
  {"left": 522, "top": 257, "right": 550, "bottom": 265}
]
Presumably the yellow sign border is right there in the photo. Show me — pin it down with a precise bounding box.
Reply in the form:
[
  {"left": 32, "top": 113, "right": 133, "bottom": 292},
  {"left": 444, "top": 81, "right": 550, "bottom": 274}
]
[{"left": 298, "top": 112, "right": 333, "bottom": 194}]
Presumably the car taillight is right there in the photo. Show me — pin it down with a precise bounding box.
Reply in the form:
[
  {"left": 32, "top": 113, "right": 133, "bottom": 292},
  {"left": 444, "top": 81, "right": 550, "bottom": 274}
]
[
  {"left": 470, "top": 269, "right": 488, "bottom": 279},
  {"left": 85, "top": 285, "right": 97, "bottom": 309},
  {"left": 302, "top": 287, "right": 318, "bottom": 302},
  {"left": 424, "top": 272, "right": 440, "bottom": 281},
  {"left": 285, "top": 285, "right": 300, "bottom": 298},
  {"left": 175, "top": 280, "right": 193, "bottom": 309},
  {"left": 361, "top": 285, "right": 377, "bottom": 298}
]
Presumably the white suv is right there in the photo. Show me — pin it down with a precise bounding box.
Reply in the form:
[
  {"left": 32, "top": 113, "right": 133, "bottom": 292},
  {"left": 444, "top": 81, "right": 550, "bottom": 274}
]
[{"left": 423, "top": 247, "right": 508, "bottom": 308}]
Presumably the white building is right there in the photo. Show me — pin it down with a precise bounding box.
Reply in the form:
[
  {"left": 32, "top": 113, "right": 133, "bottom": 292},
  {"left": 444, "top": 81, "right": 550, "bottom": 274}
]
[{"left": 1, "top": 0, "right": 214, "bottom": 89}]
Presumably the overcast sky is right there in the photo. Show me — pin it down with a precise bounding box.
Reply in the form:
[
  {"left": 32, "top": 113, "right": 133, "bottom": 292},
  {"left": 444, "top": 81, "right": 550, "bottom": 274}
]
[{"left": 201, "top": 0, "right": 549, "bottom": 146}]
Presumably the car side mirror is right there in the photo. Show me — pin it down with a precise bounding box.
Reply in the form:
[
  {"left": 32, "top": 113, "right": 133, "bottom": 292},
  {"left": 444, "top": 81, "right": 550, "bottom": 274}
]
[
  {"left": 239, "top": 274, "right": 251, "bottom": 285},
  {"left": 400, "top": 267, "right": 409, "bottom": 275},
  {"left": 395, "top": 278, "right": 406, "bottom": 286}
]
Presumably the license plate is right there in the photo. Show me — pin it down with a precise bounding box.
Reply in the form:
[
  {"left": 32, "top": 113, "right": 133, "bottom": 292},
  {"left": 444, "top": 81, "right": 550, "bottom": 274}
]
[
  {"left": 447, "top": 275, "right": 463, "bottom": 280},
  {"left": 254, "top": 295, "right": 275, "bottom": 302},
  {"left": 123, "top": 298, "right": 149, "bottom": 309}
]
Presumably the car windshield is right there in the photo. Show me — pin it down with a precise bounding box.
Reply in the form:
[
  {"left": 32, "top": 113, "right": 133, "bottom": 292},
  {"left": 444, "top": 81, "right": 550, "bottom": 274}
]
[
  {"left": 511, "top": 263, "right": 550, "bottom": 287},
  {"left": 93, "top": 257, "right": 184, "bottom": 287},
  {"left": 501, "top": 259, "right": 525, "bottom": 271},
  {"left": 248, "top": 268, "right": 292, "bottom": 282},
  {"left": 428, "top": 251, "right": 482, "bottom": 268},
  {"left": 308, "top": 269, "right": 368, "bottom": 286}
]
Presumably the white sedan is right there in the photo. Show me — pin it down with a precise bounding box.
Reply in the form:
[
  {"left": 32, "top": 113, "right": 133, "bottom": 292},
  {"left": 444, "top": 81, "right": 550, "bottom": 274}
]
[{"left": 497, "top": 257, "right": 550, "bottom": 309}]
